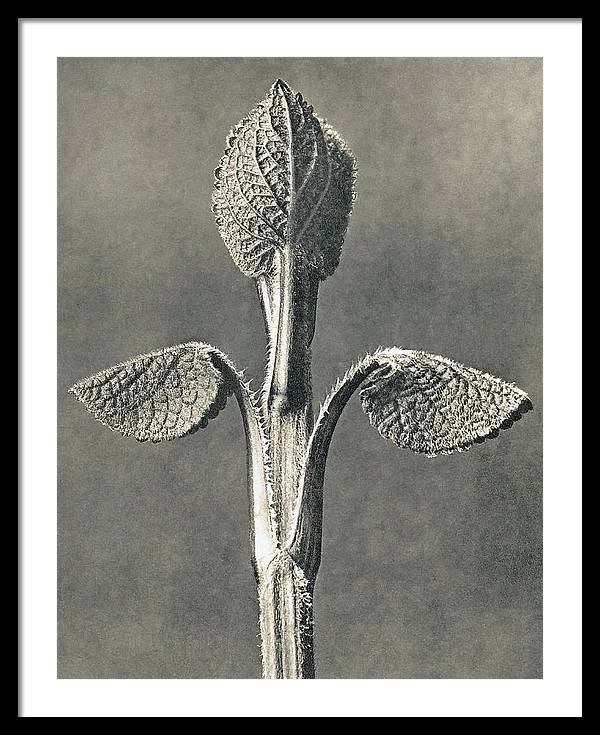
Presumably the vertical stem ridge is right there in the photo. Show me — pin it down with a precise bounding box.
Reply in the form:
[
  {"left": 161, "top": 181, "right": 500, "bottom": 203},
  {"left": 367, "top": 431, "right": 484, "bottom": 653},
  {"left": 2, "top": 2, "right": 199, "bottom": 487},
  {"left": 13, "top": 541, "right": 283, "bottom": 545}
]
[
  {"left": 266, "top": 246, "right": 319, "bottom": 540},
  {"left": 258, "top": 555, "right": 315, "bottom": 679}
]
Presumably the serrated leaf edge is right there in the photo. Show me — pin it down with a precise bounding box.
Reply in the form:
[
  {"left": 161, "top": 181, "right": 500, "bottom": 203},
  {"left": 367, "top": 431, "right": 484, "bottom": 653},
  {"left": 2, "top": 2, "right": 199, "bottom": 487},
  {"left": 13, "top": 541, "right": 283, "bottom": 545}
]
[{"left": 362, "top": 347, "right": 533, "bottom": 458}]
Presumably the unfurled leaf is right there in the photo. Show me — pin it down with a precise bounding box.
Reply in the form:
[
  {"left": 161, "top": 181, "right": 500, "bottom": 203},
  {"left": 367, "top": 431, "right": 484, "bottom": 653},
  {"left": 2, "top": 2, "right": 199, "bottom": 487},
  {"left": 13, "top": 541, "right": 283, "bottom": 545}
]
[
  {"left": 212, "top": 79, "right": 356, "bottom": 279},
  {"left": 360, "top": 348, "right": 532, "bottom": 456},
  {"left": 293, "top": 347, "right": 531, "bottom": 577},
  {"left": 69, "top": 342, "right": 234, "bottom": 442}
]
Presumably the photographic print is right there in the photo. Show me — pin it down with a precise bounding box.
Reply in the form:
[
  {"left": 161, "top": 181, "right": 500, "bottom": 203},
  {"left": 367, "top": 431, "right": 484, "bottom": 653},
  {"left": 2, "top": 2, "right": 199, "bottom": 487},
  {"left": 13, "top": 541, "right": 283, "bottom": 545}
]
[{"left": 58, "top": 57, "right": 542, "bottom": 679}]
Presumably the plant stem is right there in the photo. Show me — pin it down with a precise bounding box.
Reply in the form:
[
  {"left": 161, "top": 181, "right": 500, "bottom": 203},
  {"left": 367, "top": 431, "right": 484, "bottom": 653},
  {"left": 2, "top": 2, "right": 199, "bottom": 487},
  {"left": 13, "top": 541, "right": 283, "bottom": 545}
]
[
  {"left": 289, "top": 358, "right": 384, "bottom": 575},
  {"left": 257, "top": 247, "right": 321, "bottom": 678},
  {"left": 211, "top": 354, "right": 276, "bottom": 572},
  {"left": 267, "top": 248, "right": 316, "bottom": 543},
  {"left": 258, "top": 553, "right": 315, "bottom": 679}
]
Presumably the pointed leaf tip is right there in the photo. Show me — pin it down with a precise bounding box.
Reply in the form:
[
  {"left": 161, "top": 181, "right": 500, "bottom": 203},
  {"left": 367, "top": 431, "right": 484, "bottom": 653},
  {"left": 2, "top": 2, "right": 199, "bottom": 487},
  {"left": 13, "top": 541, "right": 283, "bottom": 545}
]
[
  {"left": 272, "top": 78, "right": 292, "bottom": 94},
  {"left": 212, "top": 80, "right": 356, "bottom": 280}
]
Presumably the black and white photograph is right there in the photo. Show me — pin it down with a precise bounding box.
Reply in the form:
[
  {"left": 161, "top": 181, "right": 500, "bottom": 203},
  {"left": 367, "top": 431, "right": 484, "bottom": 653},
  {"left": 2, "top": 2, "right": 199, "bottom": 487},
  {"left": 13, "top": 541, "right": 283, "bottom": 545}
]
[
  {"left": 59, "top": 57, "right": 541, "bottom": 681},
  {"left": 20, "top": 19, "right": 582, "bottom": 717}
]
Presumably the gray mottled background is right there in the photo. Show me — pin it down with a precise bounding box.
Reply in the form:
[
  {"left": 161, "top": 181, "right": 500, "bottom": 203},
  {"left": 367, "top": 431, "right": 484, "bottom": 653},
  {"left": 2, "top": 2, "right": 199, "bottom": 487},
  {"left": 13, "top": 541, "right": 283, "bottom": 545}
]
[{"left": 58, "top": 58, "right": 542, "bottom": 679}]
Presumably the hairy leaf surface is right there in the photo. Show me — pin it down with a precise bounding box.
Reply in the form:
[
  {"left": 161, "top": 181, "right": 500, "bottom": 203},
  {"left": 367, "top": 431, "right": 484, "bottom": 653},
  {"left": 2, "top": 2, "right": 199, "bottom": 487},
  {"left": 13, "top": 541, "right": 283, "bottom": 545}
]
[
  {"left": 212, "top": 79, "right": 355, "bottom": 279},
  {"left": 69, "top": 342, "right": 233, "bottom": 442},
  {"left": 360, "top": 349, "right": 532, "bottom": 456}
]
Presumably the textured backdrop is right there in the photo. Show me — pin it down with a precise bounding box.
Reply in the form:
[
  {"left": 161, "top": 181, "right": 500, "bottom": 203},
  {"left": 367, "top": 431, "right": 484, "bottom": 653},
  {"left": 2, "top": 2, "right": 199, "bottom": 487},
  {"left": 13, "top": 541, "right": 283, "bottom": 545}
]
[{"left": 58, "top": 57, "right": 542, "bottom": 678}]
